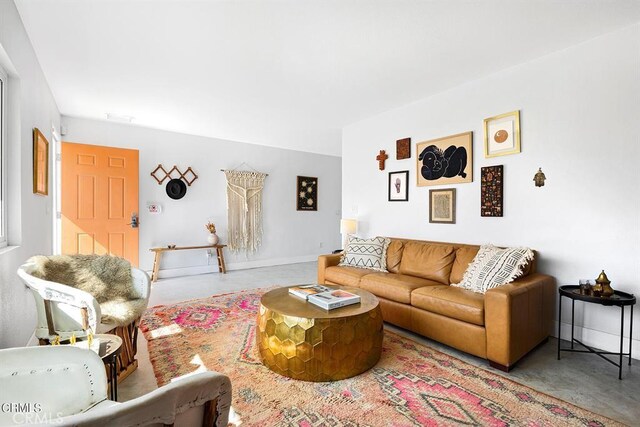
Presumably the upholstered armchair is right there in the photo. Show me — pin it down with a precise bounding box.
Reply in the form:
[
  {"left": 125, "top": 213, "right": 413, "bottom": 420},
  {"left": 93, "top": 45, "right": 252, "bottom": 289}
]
[
  {"left": 17, "top": 256, "right": 151, "bottom": 381},
  {"left": 0, "top": 346, "right": 232, "bottom": 426}
]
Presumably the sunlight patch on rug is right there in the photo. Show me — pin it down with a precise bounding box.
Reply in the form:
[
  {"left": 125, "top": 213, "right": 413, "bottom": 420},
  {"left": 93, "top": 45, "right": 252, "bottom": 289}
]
[{"left": 140, "top": 287, "right": 621, "bottom": 427}]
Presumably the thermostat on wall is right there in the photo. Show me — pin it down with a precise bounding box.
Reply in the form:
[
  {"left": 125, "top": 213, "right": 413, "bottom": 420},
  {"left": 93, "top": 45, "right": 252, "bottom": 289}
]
[{"left": 147, "top": 203, "right": 162, "bottom": 214}]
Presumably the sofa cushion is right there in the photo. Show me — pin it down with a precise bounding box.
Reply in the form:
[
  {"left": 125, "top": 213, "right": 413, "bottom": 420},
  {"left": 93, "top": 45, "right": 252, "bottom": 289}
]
[
  {"left": 360, "top": 273, "right": 441, "bottom": 304},
  {"left": 411, "top": 285, "right": 485, "bottom": 326},
  {"left": 450, "top": 246, "right": 480, "bottom": 284},
  {"left": 339, "top": 236, "right": 390, "bottom": 272},
  {"left": 386, "top": 240, "right": 405, "bottom": 273},
  {"left": 452, "top": 245, "right": 534, "bottom": 293},
  {"left": 324, "top": 266, "right": 371, "bottom": 287},
  {"left": 399, "top": 242, "right": 455, "bottom": 284}
]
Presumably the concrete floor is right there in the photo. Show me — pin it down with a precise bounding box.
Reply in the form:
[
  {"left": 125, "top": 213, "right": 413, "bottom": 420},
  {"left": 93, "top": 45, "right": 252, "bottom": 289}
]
[{"left": 120, "top": 262, "right": 639, "bottom": 425}]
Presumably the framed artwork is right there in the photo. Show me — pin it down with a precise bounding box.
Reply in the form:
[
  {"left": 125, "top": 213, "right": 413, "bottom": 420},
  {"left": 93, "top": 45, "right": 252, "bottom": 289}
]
[
  {"left": 481, "top": 165, "right": 503, "bottom": 217},
  {"left": 429, "top": 188, "right": 456, "bottom": 224},
  {"left": 388, "top": 170, "right": 409, "bottom": 202},
  {"left": 33, "top": 128, "right": 49, "bottom": 195},
  {"left": 396, "top": 138, "right": 411, "bottom": 160},
  {"left": 416, "top": 131, "right": 472, "bottom": 187},
  {"left": 297, "top": 176, "right": 318, "bottom": 211},
  {"left": 484, "top": 110, "right": 520, "bottom": 158}
]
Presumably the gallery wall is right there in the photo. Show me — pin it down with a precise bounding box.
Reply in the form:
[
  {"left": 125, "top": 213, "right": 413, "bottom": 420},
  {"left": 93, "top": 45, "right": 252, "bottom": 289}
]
[
  {"left": 0, "top": 1, "right": 61, "bottom": 348},
  {"left": 342, "top": 24, "right": 640, "bottom": 358},
  {"left": 62, "top": 117, "right": 342, "bottom": 276}
]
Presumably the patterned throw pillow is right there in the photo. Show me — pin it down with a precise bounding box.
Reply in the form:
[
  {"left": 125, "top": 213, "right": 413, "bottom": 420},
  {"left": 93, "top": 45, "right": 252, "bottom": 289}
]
[
  {"left": 452, "top": 244, "right": 534, "bottom": 294},
  {"left": 339, "top": 236, "right": 391, "bottom": 272}
]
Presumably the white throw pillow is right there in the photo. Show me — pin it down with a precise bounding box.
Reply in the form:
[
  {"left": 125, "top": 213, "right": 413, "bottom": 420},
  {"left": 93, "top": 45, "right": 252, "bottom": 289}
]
[
  {"left": 452, "top": 244, "right": 534, "bottom": 293},
  {"left": 339, "top": 236, "right": 391, "bottom": 272}
]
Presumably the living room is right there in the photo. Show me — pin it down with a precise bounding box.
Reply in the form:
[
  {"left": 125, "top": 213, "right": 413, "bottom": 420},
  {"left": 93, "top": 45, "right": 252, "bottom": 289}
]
[{"left": 0, "top": 0, "right": 638, "bottom": 426}]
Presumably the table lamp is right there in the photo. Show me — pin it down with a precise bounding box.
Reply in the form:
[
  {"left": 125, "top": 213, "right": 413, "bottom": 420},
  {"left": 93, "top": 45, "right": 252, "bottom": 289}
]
[{"left": 340, "top": 219, "right": 357, "bottom": 250}]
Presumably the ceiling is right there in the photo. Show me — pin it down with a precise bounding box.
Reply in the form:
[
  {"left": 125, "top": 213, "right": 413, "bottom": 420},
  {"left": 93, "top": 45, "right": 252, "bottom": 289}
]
[{"left": 15, "top": 1, "right": 640, "bottom": 156}]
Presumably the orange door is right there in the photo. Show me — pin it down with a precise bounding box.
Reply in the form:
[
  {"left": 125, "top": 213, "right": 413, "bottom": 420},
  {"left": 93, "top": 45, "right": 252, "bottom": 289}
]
[{"left": 61, "top": 142, "right": 139, "bottom": 266}]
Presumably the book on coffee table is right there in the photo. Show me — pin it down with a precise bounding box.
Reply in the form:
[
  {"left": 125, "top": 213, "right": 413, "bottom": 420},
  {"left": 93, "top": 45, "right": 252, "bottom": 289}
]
[
  {"left": 288, "top": 284, "right": 330, "bottom": 300},
  {"left": 308, "top": 289, "right": 361, "bottom": 310}
]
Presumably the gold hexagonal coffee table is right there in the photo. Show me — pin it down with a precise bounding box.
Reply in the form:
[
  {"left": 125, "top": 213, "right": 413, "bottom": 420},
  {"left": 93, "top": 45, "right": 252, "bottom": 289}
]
[{"left": 257, "top": 285, "right": 383, "bottom": 382}]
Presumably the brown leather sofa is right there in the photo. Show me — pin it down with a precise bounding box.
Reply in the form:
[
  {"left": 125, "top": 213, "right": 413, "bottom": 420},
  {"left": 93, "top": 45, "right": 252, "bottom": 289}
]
[{"left": 317, "top": 238, "right": 555, "bottom": 371}]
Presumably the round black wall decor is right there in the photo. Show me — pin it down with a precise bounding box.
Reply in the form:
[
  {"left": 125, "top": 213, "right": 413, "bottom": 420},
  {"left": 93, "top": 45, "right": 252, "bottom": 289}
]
[{"left": 166, "top": 178, "right": 187, "bottom": 200}]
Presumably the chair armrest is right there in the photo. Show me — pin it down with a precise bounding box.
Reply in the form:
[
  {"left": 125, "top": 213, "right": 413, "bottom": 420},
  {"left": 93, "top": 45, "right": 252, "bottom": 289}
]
[
  {"left": 484, "top": 273, "right": 556, "bottom": 368},
  {"left": 67, "top": 371, "right": 232, "bottom": 427},
  {"left": 0, "top": 346, "right": 108, "bottom": 424},
  {"left": 18, "top": 267, "right": 101, "bottom": 338},
  {"left": 317, "top": 253, "right": 342, "bottom": 284},
  {"left": 131, "top": 268, "right": 151, "bottom": 300}
]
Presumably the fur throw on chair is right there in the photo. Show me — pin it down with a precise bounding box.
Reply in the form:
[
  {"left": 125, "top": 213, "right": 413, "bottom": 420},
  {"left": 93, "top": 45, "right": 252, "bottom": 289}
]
[{"left": 28, "top": 254, "right": 147, "bottom": 326}]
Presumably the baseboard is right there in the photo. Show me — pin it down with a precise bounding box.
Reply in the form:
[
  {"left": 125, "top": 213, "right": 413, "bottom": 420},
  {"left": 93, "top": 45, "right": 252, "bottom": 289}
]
[
  {"left": 554, "top": 320, "right": 639, "bottom": 361},
  {"left": 153, "top": 254, "right": 318, "bottom": 279}
]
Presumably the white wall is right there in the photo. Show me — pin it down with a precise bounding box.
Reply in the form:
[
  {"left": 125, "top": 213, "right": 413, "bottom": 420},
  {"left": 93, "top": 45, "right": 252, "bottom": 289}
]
[
  {"left": 62, "top": 117, "right": 341, "bottom": 276},
  {"left": 343, "top": 24, "right": 640, "bottom": 358},
  {"left": 0, "top": 1, "right": 60, "bottom": 348}
]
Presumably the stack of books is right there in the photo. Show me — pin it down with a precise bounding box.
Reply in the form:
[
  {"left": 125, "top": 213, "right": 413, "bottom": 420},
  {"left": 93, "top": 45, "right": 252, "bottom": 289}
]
[{"left": 288, "top": 285, "right": 361, "bottom": 310}]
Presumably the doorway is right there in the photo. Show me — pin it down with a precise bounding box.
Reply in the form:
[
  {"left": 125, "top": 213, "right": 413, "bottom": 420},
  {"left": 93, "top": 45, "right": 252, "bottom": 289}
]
[{"left": 60, "top": 142, "right": 139, "bottom": 266}]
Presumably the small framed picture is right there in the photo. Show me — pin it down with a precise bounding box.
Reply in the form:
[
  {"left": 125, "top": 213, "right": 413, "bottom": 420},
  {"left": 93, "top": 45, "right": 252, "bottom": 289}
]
[
  {"left": 388, "top": 171, "right": 409, "bottom": 202},
  {"left": 429, "top": 188, "right": 456, "bottom": 224},
  {"left": 484, "top": 110, "right": 520, "bottom": 158},
  {"left": 297, "top": 176, "right": 318, "bottom": 211},
  {"left": 33, "top": 128, "right": 49, "bottom": 196}
]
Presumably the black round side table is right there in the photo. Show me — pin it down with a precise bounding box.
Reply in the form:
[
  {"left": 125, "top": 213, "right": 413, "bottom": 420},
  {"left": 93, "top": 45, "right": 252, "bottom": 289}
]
[{"left": 557, "top": 285, "right": 635, "bottom": 379}]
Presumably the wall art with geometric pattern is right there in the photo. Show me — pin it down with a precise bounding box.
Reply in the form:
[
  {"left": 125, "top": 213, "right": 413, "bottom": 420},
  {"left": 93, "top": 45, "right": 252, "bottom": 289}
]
[{"left": 481, "top": 165, "right": 503, "bottom": 217}]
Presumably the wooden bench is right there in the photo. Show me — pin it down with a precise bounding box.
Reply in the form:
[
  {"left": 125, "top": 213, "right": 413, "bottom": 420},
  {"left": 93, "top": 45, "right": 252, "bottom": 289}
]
[{"left": 149, "top": 244, "right": 227, "bottom": 283}]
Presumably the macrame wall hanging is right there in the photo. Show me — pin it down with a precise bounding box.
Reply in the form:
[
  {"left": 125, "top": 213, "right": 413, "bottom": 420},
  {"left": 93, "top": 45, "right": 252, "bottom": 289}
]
[{"left": 224, "top": 169, "right": 268, "bottom": 254}]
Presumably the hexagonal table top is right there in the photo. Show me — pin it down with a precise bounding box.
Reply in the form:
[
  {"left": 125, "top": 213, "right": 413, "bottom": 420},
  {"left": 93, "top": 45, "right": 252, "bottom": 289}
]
[{"left": 257, "top": 285, "right": 383, "bottom": 382}]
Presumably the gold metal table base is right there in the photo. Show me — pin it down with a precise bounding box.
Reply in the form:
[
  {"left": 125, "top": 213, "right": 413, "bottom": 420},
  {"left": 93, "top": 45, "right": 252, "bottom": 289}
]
[{"left": 257, "top": 286, "right": 383, "bottom": 382}]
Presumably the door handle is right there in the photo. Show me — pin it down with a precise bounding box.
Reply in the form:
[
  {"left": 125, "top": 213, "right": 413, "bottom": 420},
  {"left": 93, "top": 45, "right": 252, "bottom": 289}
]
[{"left": 128, "top": 212, "right": 139, "bottom": 228}]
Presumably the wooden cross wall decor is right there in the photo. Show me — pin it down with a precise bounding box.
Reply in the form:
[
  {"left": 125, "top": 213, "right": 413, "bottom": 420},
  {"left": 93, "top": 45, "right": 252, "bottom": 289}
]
[{"left": 376, "top": 150, "right": 389, "bottom": 170}]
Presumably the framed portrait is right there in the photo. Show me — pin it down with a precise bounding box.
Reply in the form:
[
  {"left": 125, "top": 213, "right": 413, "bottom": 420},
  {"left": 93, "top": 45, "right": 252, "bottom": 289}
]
[
  {"left": 33, "top": 128, "right": 49, "bottom": 196},
  {"left": 429, "top": 188, "right": 456, "bottom": 224},
  {"left": 297, "top": 176, "right": 318, "bottom": 211},
  {"left": 481, "top": 165, "right": 503, "bottom": 217},
  {"left": 484, "top": 110, "right": 520, "bottom": 158},
  {"left": 416, "top": 131, "right": 472, "bottom": 187},
  {"left": 388, "top": 170, "right": 409, "bottom": 202}
]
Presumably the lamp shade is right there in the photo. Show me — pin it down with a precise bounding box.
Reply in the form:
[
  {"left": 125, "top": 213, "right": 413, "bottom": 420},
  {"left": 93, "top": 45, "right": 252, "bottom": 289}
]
[{"left": 340, "top": 219, "right": 357, "bottom": 234}]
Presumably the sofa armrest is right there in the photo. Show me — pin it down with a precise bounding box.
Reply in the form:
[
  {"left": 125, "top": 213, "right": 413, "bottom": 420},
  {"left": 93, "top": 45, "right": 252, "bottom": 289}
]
[
  {"left": 484, "top": 273, "right": 556, "bottom": 369},
  {"left": 317, "top": 253, "right": 342, "bottom": 284}
]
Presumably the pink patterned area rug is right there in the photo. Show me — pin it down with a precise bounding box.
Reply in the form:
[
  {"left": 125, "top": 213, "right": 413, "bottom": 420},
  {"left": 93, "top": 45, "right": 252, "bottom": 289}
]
[{"left": 140, "top": 288, "right": 621, "bottom": 426}]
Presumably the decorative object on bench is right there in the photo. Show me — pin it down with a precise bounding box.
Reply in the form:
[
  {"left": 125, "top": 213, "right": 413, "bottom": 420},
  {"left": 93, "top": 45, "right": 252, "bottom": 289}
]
[
  {"left": 388, "top": 170, "right": 409, "bottom": 202},
  {"left": 318, "top": 238, "right": 555, "bottom": 371},
  {"left": 339, "top": 218, "right": 357, "bottom": 249},
  {"left": 429, "top": 188, "right": 456, "bottom": 223},
  {"left": 484, "top": 110, "right": 521, "bottom": 158},
  {"left": 558, "top": 285, "right": 635, "bottom": 379},
  {"left": 339, "top": 235, "right": 390, "bottom": 272},
  {"left": 224, "top": 168, "right": 267, "bottom": 254},
  {"left": 0, "top": 346, "right": 231, "bottom": 426},
  {"left": 481, "top": 165, "right": 503, "bottom": 217},
  {"left": 533, "top": 167, "right": 547, "bottom": 187},
  {"left": 376, "top": 149, "right": 388, "bottom": 170},
  {"left": 33, "top": 128, "right": 49, "bottom": 196},
  {"left": 396, "top": 137, "right": 411, "bottom": 160},
  {"left": 150, "top": 164, "right": 198, "bottom": 186},
  {"left": 417, "top": 131, "right": 472, "bottom": 186},
  {"left": 149, "top": 244, "right": 227, "bottom": 282},
  {"left": 452, "top": 244, "right": 534, "bottom": 293},
  {"left": 17, "top": 255, "right": 150, "bottom": 382},
  {"left": 296, "top": 176, "right": 318, "bottom": 211},
  {"left": 205, "top": 222, "right": 219, "bottom": 245}
]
